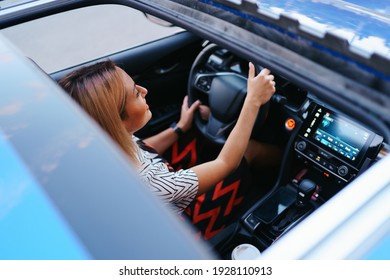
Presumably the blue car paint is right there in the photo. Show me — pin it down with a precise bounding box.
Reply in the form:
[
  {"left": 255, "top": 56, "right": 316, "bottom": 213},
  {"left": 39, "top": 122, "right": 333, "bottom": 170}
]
[
  {"left": 0, "top": 134, "right": 90, "bottom": 259},
  {"left": 363, "top": 232, "right": 390, "bottom": 260}
]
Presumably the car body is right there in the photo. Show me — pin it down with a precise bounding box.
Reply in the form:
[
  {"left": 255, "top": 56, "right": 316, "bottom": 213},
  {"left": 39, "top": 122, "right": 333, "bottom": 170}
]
[{"left": 0, "top": 0, "right": 389, "bottom": 259}]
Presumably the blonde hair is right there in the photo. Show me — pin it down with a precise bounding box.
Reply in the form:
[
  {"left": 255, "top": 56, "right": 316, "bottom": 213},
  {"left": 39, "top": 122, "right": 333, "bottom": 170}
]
[{"left": 59, "top": 60, "right": 139, "bottom": 164}]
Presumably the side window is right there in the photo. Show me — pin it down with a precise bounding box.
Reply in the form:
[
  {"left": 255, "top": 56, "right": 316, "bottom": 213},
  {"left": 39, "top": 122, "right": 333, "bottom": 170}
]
[{"left": 0, "top": 4, "right": 182, "bottom": 73}]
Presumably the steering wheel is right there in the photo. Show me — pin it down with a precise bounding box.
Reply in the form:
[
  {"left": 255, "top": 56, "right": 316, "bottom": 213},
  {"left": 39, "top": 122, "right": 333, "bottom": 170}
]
[{"left": 187, "top": 43, "right": 270, "bottom": 145}]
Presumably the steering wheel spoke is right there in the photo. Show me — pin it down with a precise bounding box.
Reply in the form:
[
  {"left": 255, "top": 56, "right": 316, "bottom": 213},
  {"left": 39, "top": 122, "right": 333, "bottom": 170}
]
[{"left": 201, "top": 114, "right": 235, "bottom": 144}]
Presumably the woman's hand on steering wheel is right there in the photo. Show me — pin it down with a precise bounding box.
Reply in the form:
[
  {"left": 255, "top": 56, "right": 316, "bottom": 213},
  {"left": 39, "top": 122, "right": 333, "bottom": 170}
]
[
  {"left": 199, "top": 104, "right": 211, "bottom": 121},
  {"left": 177, "top": 95, "right": 201, "bottom": 132},
  {"left": 247, "top": 62, "right": 275, "bottom": 108}
]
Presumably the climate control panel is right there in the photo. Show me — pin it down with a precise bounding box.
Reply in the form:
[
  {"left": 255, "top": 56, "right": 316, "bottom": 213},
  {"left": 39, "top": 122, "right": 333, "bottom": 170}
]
[{"left": 295, "top": 137, "right": 357, "bottom": 183}]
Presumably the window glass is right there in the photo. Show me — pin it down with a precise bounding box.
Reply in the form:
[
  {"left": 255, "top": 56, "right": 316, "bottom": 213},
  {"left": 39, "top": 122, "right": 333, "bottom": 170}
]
[{"left": 0, "top": 4, "right": 182, "bottom": 73}]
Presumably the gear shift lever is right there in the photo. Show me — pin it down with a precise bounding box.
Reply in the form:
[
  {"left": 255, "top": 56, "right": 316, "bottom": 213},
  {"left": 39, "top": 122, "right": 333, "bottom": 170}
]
[
  {"left": 271, "top": 180, "right": 316, "bottom": 233},
  {"left": 296, "top": 179, "right": 316, "bottom": 207}
]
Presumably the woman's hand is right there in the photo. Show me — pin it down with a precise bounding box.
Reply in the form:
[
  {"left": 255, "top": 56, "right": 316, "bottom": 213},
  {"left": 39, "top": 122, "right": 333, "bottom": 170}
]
[
  {"left": 246, "top": 62, "right": 275, "bottom": 108},
  {"left": 143, "top": 96, "right": 199, "bottom": 154},
  {"left": 199, "top": 104, "right": 210, "bottom": 121},
  {"left": 177, "top": 95, "right": 201, "bottom": 132}
]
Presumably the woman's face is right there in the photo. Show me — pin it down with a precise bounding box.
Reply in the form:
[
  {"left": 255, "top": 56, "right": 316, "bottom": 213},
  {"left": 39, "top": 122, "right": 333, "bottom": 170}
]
[{"left": 118, "top": 67, "right": 152, "bottom": 133}]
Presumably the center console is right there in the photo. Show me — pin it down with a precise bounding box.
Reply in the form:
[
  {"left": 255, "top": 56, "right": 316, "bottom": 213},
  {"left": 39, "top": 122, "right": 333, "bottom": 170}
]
[{"left": 212, "top": 101, "right": 385, "bottom": 259}]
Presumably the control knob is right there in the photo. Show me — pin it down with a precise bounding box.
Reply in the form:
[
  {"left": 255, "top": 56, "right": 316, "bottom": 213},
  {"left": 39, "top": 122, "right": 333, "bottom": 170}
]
[
  {"left": 296, "top": 141, "right": 307, "bottom": 151},
  {"left": 338, "top": 165, "right": 349, "bottom": 177}
]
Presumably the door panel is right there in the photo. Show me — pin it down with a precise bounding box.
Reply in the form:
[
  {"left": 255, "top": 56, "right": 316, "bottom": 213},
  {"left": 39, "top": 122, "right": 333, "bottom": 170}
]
[{"left": 111, "top": 31, "right": 203, "bottom": 137}]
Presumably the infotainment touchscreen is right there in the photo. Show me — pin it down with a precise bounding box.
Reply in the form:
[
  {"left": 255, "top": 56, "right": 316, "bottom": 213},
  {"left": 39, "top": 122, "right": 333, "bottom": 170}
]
[
  {"left": 298, "top": 104, "right": 383, "bottom": 178},
  {"left": 301, "top": 105, "right": 376, "bottom": 165},
  {"left": 313, "top": 112, "right": 370, "bottom": 162}
]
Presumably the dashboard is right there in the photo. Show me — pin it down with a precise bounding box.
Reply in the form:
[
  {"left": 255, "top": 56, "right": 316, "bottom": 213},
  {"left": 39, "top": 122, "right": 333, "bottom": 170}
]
[
  {"left": 202, "top": 46, "right": 386, "bottom": 185},
  {"left": 189, "top": 44, "right": 389, "bottom": 258}
]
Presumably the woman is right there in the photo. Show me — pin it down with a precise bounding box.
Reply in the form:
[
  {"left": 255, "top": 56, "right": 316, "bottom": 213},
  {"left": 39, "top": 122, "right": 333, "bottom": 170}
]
[{"left": 59, "top": 60, "right": 277, "bottom": 239}]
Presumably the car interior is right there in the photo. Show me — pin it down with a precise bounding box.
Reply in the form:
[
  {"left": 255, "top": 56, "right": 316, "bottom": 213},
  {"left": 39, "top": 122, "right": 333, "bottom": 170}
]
[
  {"left": 47, "top": 25, "right": 389, "bottom": 259},
  {"left": 1, "top": 1, "right": 390, "bottom": 259}
]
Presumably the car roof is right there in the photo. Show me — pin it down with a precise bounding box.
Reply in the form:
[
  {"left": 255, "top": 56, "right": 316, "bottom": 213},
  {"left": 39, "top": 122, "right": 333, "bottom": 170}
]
[{"left": 258, "top": 0, "right": 390, "bottom": 59}]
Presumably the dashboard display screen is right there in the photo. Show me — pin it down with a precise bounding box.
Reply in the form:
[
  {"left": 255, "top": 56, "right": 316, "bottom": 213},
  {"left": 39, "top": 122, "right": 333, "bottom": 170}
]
[{"left": 313, "top": 111, "right": 370, "bottom": 162}]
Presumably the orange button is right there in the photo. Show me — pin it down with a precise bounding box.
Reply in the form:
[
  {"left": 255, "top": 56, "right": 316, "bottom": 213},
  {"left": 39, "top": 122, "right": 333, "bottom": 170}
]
[{"left": 285, "top": 118, "right": 296, "bottom": 130}]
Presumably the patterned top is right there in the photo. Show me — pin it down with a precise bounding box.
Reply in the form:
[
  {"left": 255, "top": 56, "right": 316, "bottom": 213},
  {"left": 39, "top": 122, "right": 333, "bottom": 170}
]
[{"left": 133, "top": 136, "right": 199, "bottom": 213}]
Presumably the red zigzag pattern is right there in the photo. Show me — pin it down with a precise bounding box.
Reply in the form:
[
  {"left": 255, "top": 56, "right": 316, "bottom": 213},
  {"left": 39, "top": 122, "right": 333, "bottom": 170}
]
[
  {"left": 171, "top": 139, "right": 197, "bottom": 169},
  {"left": 171, "top": 138, "right": 244, "bottom": 240},
  {"left": 191, "top": 180, "right": 243, "bottom": 240}
]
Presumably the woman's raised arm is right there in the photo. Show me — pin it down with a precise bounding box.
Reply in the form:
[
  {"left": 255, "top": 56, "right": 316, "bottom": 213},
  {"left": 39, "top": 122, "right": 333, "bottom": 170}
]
[{"left": 191, "top": 63, "right": 276, "bottom": 196}]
